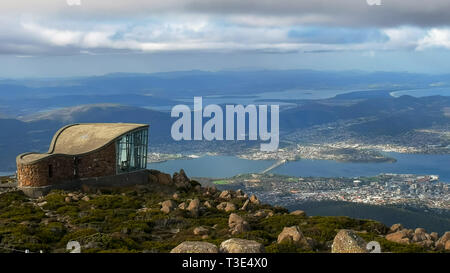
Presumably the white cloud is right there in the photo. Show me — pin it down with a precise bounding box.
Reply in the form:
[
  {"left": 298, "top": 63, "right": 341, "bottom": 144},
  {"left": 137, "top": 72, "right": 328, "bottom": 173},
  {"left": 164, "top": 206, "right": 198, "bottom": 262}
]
[
  {"left": 0, "top": 15, "right": 450, "bottom": 56},
  {"left": 417, "top": 28, "right": 450, "bottom": 50}
]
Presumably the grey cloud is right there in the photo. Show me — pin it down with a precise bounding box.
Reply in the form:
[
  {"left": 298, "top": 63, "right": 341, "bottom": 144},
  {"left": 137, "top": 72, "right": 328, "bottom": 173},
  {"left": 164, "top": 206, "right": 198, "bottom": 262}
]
[{"left": 2, "top": 0, "right": 450, "bottom": 27}]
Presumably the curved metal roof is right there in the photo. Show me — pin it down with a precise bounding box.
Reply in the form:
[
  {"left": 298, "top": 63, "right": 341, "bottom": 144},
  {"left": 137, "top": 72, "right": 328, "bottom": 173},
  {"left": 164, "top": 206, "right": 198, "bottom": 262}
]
[{"left": 17, "top": 123, "right": 148, "bottom": 165}]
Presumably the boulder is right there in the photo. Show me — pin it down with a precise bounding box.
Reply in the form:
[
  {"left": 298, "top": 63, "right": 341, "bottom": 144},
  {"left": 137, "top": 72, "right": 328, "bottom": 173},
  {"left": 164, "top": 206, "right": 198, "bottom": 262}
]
[
  {"left": 290, "top": 210, "right": 306, "bottom": 217},
  {"left": 249, "top": 194, "right": 260, "bottom": 205},
  {"left": 228, "top": 213, "right": 250, "bottom": 235},
  {"left": 389, "top": 223, "right": 403, "bottom": 233},
  {"left": 170, "top": 241, "right": 218, "bottom": 253},
  {"left": 193, "top": 226, "right": 209, "bottom": 236},
  {"left": 277, "top": 226, "right": 310, "bottom": 248},
  {"left": 436, "top": 231, "right": 450, "bottom": 250},
  {"left": 161, "top": 200, "right": 176, "bottom": 214},
  {"left": 385, "top": 229, "right": 412, "bottom": 244},
  {"left": 219, "top": 238, "right": 265, "bottom": 253},
  {"left": 331, "top": 229, "right": 368, "bottom": 253},
  {"left": 430, "top": 232, "right": 439, "bottom": 241},
  {"left": 219, "top": 190, "right": 233, "bottom": 200},
  {"left": 412, "top": 228, "right": 428, "bottom": 243},
  {"left": 416, "top": 239, "right": 434, "bottom": 248},
  {"left": 216, "top": 202, "right": 236, "bottom": 212},
  {"left": 187, "top": 199, "right": 200, "bottom": 217}
]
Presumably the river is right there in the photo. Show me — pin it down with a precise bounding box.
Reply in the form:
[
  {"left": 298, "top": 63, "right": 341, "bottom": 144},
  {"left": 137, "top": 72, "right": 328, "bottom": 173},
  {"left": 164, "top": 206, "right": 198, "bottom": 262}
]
[{"left": 147, "top": 153, "right": 450, "bottom": 182}]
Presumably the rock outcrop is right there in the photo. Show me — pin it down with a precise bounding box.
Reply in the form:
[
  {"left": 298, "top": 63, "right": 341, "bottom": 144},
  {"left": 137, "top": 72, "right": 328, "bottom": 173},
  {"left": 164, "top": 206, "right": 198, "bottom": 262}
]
[
  {"left": 170, "top": 241, "right": 218, "bottom": 253},
  {"left": 385, "top": 225, "right": 443, "bottom": 249},
  {"left": 148, "top": 170, "right": 172, "bottom": 185},
  {"left": 172, "top": 169, "right": 192, "bottom": 189},
  {"left": 219, "top": 238, "right": 265, "bottom": 253},
  {"left": 331, "top": 229, "right": 367, "bottom": 253}
]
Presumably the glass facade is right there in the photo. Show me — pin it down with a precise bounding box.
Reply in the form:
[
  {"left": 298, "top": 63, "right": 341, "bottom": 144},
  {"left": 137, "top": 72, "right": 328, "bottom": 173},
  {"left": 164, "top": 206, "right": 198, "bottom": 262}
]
[{"left": 116, "top": 128, "right": 148, "bottom": 174}]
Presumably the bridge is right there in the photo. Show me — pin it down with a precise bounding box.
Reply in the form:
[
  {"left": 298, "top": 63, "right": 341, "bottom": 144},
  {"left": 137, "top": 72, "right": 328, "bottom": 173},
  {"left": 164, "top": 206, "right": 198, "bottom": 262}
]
[{"left": 261, "top": 159, "right": 287, "bottom": 174}]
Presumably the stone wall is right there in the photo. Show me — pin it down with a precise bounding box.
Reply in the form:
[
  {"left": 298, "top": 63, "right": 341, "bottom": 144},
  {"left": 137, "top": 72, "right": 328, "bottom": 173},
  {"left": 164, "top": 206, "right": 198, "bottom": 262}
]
[{"left": 17, "top": 142, "right": 116, "bottom": 187}]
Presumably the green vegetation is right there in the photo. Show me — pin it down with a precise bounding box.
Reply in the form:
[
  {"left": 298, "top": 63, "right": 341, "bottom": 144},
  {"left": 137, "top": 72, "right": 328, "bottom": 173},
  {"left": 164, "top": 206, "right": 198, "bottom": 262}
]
[
  {"left": 0, "top": 185, "right": 446, "bottom": 253},
  {"left": 212, "top": 180, "right": 231, "bottom": 185}
]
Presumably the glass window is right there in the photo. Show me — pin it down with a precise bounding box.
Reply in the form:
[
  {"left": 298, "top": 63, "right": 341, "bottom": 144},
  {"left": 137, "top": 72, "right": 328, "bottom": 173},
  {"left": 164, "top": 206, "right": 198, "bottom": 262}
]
[{"left": 116, "top": 128, "right": 148, "bottom": 173}]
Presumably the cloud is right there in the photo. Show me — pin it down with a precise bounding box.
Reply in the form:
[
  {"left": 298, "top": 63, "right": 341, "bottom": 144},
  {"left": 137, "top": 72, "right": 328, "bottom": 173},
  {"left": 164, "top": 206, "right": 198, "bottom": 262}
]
[
  {"left": 1, "top": 1, "right": 450, "bottom": 56},
  {"left": 0, "top": 17, "right": 447, "bottom": 56},
  {"left": 2, "top": 0, "right": 450, "bottom": 27},
  {"left": 417, "top": 28, "right": 450, "bottom": 50}
]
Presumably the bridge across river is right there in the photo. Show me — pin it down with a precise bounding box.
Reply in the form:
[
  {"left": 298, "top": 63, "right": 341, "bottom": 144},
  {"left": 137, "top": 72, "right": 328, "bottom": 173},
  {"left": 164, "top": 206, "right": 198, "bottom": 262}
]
[{"left": 260, "top": 159, "right": 287, "bottom": 174}]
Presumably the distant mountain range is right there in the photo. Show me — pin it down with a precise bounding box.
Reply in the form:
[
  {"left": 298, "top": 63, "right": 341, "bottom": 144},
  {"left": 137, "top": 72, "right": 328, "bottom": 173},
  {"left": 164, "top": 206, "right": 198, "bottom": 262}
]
[{"left": 0, "top": 70, "right": 449, "bottom": 171}]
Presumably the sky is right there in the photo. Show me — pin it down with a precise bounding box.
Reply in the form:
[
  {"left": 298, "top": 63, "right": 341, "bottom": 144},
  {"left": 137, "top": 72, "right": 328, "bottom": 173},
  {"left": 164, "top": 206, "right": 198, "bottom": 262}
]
[{"left": 2, "top": 0, "right": 450, "bottom": 77}]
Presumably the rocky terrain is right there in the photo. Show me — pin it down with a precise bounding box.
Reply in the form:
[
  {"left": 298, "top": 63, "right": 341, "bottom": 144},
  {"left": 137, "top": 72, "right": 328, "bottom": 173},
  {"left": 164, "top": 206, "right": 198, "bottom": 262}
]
[{"left": 0, "top": 170, "right": 448, "bottom": 253}]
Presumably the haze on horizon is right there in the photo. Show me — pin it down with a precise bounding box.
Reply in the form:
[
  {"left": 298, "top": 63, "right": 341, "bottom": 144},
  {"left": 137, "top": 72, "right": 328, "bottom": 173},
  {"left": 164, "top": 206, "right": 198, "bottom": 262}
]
[{"left": 1, "top": 0, "right": 450, "bottom": 78}]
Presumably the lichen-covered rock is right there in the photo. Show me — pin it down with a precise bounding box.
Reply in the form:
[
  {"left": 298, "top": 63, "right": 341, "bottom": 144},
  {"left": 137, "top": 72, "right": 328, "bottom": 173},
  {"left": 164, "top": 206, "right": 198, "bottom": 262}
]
[
  {"left": 170, "top": 241, "right": 218, "bottom": 253},
  {"left": 219, "top": 238, "right": 265, "bottom": 253},
  {"left": 277, "top": 226, "right": 310, "bottom": 248},
  {"left": 228, "top": 213, "right": 250, "bottom": 235},
  {"left": 331, "top": 229, "right": 367, "bottom": 253}
]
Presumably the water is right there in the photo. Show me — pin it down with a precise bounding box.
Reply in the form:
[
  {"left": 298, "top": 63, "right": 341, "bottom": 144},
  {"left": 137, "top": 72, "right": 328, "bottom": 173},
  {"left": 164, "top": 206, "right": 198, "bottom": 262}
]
[
  {"left": 390, "top": 87, "right": 450, "bottom": 98},
  {"left": 0, "top": 171, "right": 14, "bottom": 177},
  {"left": 147, "top": 153, "right": 450, "bottom": 182},
  {"left": 174, "top": 88, "right": 366, "bottom": 106},
  {"left": 148, "top": 156, "right": 274, "bottom": 178}
]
